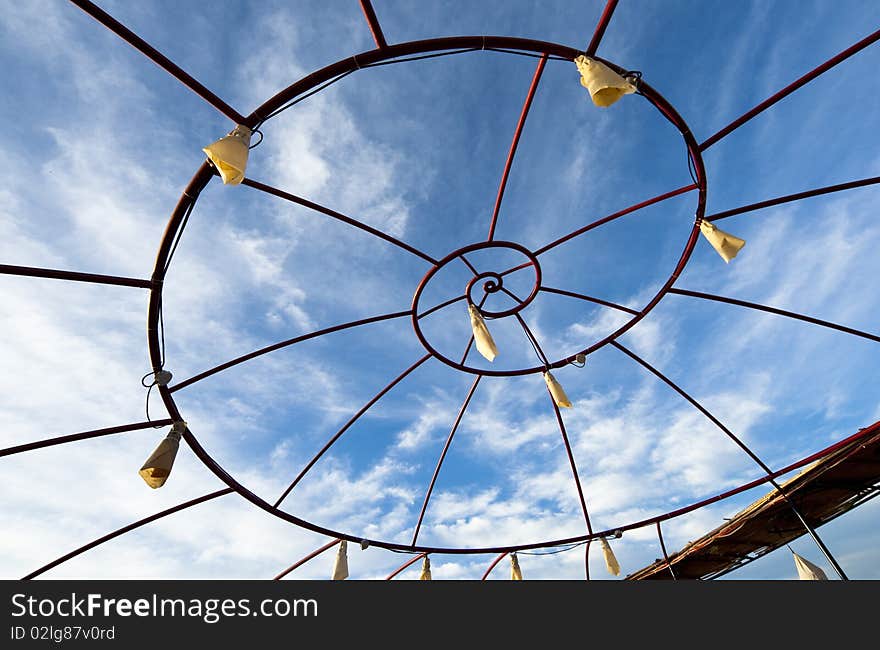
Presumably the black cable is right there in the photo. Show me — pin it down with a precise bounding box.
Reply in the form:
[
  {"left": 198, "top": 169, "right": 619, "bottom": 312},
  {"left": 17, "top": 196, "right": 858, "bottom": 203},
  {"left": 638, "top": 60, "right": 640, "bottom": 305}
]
[
  {"left": 484, "top": 47, "right": 569, "bottom": 61},
  {"left": 164, "top": 196, "right": 197, "bottom": 274},
  {"left": 260, "top": 69, "right": 356, "bottom": 123}
]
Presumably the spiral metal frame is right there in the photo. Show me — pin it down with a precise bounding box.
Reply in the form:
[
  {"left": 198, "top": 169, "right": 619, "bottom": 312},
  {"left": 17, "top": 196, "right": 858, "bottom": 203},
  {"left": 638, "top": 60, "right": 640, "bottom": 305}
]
[{"left": 3, "top": 0, "right": 880, "bottom": 580}]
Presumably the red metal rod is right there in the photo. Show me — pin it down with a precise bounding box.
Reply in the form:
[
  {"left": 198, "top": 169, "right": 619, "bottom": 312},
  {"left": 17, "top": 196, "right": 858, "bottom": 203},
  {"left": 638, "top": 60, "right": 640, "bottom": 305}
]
[
  {"left": 656, "top": 521, "right": 676, "bottom": 580},
  {"left": 358, "top": 0, "right": 388, "bottom": 49},
  {"left": 499, "top": 261, "right": 533, "bottom": 277},
  {"left": 22, "top": 488, "right": 234, "bottom": 580},
  {"left": 411, "top": 376, "right": 482, "bottom": 545},
  {"left": 0, "top": 263, "right": 153, "bottom": 289},
  {"left": 274, "top": 354, "right": 432, "bottom": 507},
  {"left": 481, "top": 552, "right": 509, "bottom": 580},
  {"left": 533, "top": 183, "right": 698, "bottom": 257},
  {"left": 610, "top": 341, "right": 849, "bottom": 580},
  {"left": 487, "top": 55, "right": 548, "bottom": 242},
  {"left": 707, "top": 175, "right": 880, "bottom": 222},
  {"left": 170, "top": 310, "right": 412, "bottom": 393},
  {"left": 419, "top": 294, "right": 467, "bottom": 319},
  {"left": 68, "top": 0, "right": 247, "bottom": 124},
  {"left": 585, "top": 0, "right": 620, "bottom": 56},
  {"left": 540, "top": 285, "right": 639, "bottom": 315},
  {"left": 549, "top": 393, "right": 595, "bottom": 576},
  {"left": 0, "top": 420, "right": 173, "bottom": 458},
  {"left": 386, "top": 552, "right": 427, "bottom": 580},
  {"left": 458, "top": 254, "right": 480, "bottom": 277},
  {"left": 274, "top": 539, "right": 341, "bottom": 580},
  {"left": 241, "top": 178, "right": 438, "bottom": 265},
  {"left": 667, "top": 288, "right": 880, "bottom": 344},
  {"left": 700, "top": 27, "right": 880, "bottom": 151}
]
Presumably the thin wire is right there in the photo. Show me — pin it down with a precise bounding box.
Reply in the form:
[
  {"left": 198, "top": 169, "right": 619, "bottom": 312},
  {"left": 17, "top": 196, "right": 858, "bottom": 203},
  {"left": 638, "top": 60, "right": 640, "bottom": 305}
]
[
  {"left": 483, "top": 47, "right": 570, "bottom": 61},
  {"left": 259, "top": 69, "right": 356, "bottom": 123},
  {"left": 164, "top": 196, "right": 197, "bottom": 274}
]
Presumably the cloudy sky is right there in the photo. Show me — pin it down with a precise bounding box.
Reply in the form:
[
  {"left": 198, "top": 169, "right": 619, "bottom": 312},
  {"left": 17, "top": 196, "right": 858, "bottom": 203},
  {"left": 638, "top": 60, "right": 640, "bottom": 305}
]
[{"left": 1, "top": 0, "right": 878, "bottom": 580}]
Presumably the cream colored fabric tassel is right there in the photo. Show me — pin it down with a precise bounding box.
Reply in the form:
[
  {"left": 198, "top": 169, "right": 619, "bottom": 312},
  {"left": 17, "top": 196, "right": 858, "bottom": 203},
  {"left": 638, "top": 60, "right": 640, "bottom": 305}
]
[
  {"left": 699, "top": 219, "right": 745, "bottom": 263},
  {"left": 574, "top": 55, "right": 636, "bottom": 107},
  {"left": 600, "top": 537, "right": 621, "bottom": 577},
  {"left": 332, "top": 540, "right": 349, "bottom": 580},
  {"left": 419, "top": 556, "right": 432, "bottom": 580},
  {"left": 510, "top": 553, "right": 523, "bottom": 580},
  {"left": 543, "top": 371, "right": 572, "bottom": 408},
  {"left": 792, "top": 552, "right": 828, "bottom": 580},
  {"left": 468, "top": 303, "right": 498, "bottom": 362},
  {"left": 139, "top": 422, "right": 186, "bottom": 489},
  {"left": 203, "top": 124, "right": 252, "bottom": 185}
]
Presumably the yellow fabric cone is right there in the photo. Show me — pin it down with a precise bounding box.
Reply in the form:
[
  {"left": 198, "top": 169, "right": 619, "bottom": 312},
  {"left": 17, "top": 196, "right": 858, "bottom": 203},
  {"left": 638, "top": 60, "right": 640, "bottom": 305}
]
[
  {"left": 600, "top": 537, "right": 621, "bottom": 577},
  {"left": 332, "top": 540, "right": 349, "bottom": 580},
  {"left": 419, "top": 556, "right": 432, "bottom": 581},
  {"left": 792, "top": 552, "right": 827, "bottom": 580},
  {"left": 468, "top": 303, "right": 498, "bottom": 362},
  {"left": 138, "top": 422, "right": 185, "bottom": 489},
  {"left": 699, "top": 220, "right": 745, "bottom": 263},
  {"left": 203, "top": 124, "right": 252, "bottom": 185},
  {"left": 510, "top": 553, "right": 523, "bottom": 580},
  {"left": 543, "top": 371, "right": 572, "bottom": 408},
  {"left": 574, "top": 55, "right": 636, "bottom": 107}
]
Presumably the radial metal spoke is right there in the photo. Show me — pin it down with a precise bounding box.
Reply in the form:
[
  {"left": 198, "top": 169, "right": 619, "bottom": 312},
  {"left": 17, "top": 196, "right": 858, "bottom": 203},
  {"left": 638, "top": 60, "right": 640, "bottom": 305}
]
[
  {"left": 274, "top": 354, "right": 432, "bottom": 508},
  {"left": 481, "top": 552, "right": 510, "bottom": 580},
  {"left": 68, "top": 0, "right": 247, "bottom": 124},
  {"left": 458, "top": 254, "right": 480, "bottom": 277},
  {"left": 411, "top": 375, "right": 482, "bottom": 545},
  {"left": 610, "top": 340, "right": 849, "bottom": 580},
  {"left": 706, "top": 175, "right": 880, "bottom": 222},
  {"left": 241, "top": 178, "right": 439, "bottom": 265},
  {"left": 656, "top": 521, "right": 677, "bottom": 580},
  {"left": 1, "top": 420, "right": 173, "bottom": 458},
  {"left": 23, "top": 488, "right": 234, "bottom": 580},
  {"left": 487, "top": 55, "right": 548, "bottom": 241},
  {"left": 170, "top": 310, "right": 413, "bottom": 392},
  {"left": 532, "top": 183, "right": 698, "bottom": 257},
  {"left": 358, "top": 0, "right": 388, "bottom": 49},
  {"left": 700, "top": 27, "right": 880, "bottom": 151},
  {"left": 418, "top": 295, "right": 467, "bottom": 319},
  {"left": 585, "top": 0, "right": 620, "bottom": 56},
  {"left": 386, "top": 552, "right": 427, "bottom": 580},
  {"left": 0, "top": 263, "right": 153, "bottom": 289},
  {"left": 668, "top": 288, "right": 880, "bottom": 344},
  {"left": 274, "top": 539, "right": 341, "bottom": 580},
  {"left": 540, "top": 285, "right": 639, "bottom": 315}
]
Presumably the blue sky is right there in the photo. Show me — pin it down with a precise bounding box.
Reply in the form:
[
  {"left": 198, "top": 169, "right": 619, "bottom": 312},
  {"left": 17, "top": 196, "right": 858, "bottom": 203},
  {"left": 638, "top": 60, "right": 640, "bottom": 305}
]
[{"left": 1, "top": 0, "right": 879, "bottom": 580}]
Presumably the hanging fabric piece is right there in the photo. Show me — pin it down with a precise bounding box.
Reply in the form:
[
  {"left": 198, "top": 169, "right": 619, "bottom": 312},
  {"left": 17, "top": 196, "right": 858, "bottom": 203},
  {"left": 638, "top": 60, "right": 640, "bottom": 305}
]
[
  {"left": 138, "top": 421, "right": 186, "bottom": 489},
  {"left": 468, "top": 303, "right": 498, "bottom": 362},
  {"left": 203, "top": 124, "right": 252, "bottom": 185},
  {"left": 574, "top": 55, "right": 636, "bottom": 107},
  {"left": 419, "top": 556, "right": 432, "bottom": 581},
  {"left": 792, "top": 552, "right": 828, "bottom": 580},
  {"left": 699, "top": 219, "right": 745, "bottom": 263},
  {"left": 510, "top": 553, "right": 523, "bottom": 580},
  {"left": 600, "top": 537, "right": 621, "bottom": 577},
  {"left": 543, "top": 371, "right": 572, "bottom": 408},
  {"left": 332, "top": 540, "right": 349, "bottom": 580}
]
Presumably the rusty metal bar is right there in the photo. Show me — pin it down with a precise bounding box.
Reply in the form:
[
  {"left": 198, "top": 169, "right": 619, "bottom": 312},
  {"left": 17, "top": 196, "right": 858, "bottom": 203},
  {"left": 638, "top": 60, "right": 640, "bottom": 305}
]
[
  {"left": 533, "top": 183, "right": 698, "bottom": 257},
  {"left": 0, "top": 263, "right": 153, "bottom": 289},
  {"left": 700, "top": 27, "right": 880, "bottom": 151},
  {"left": 487, "top": 54, "right": 548, "bottom": 241},
  {"left": 411, "top": 376, "right": 482, "bottom": 545},
  {"left": 667, "top": 288, "right": 880, "bottom": 344},
  {"left": 610, "top": 340, "right": 849, "bottom": 580},
  {"left": 707, "top": 175, "right": 880, "bottom": 222},
  {"left": 23, "top": 488, "right": 234, "bottom": 580},
  {"left": 241, "top": 178, "right": 439, "bottom": 265},
  {"left": 585, "top": 0, "right": 619, "bottom": 56},
  {"left": 358, "top": 0, "right": 388, "bottom": 48},
  {"left": 170, "top": 310, "right": 412, "bottom": 392},
  {"left": 481, "top": 552, "right": 510, "bottom": 580},
  {"left": 274, "top": 539, "right": 341, "bottom": 580},
  {"left": 386, "top": 552, "right": 428, "bottom": 580},
  {"left": 540, "top": 286, "right": 639, "bottom": 315},
  {"left": 274, "top": 354, "right": 433, "bottom": 507},
  {"left": 419, "top": 295, "right": 467, "bottom": 319},
  {"left": 68, "top": 0, "right": 247, "bottom": 124},
  {"left": 0, "top": 420, "right": 173, "bottom": 458}
]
